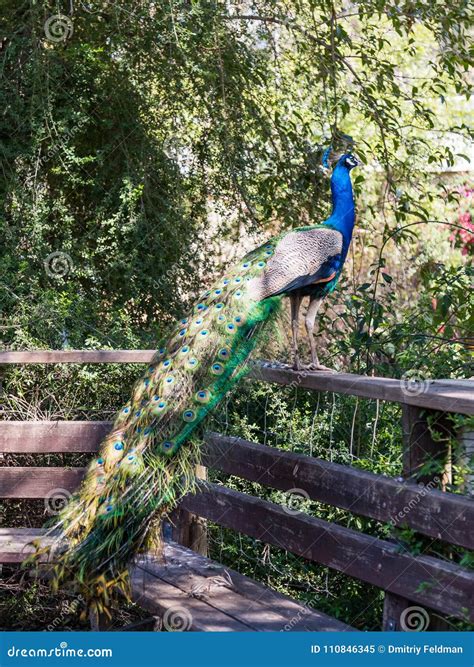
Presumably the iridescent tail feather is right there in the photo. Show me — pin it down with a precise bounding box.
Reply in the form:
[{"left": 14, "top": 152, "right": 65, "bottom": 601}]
[{"left": 26, "top": 241, "right": 282, "bottom": 612}]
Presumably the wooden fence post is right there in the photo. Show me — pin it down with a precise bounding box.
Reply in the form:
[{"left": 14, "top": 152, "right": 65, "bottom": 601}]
[
  {"left": 171, "top": 464, "right": 208, "bottom": 556},
  {"left": 382, "top": 404, "right": 452, "bottom": 630}
]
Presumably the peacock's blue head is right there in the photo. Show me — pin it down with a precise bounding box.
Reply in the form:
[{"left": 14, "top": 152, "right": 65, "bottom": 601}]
[{"left": 337, "top": 153, "right": 360, "bottom": 170}]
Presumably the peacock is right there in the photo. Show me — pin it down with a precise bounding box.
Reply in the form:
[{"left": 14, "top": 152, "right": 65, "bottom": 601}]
[{"left": 29, "top": 145, "right": 359, "bottom": 615}]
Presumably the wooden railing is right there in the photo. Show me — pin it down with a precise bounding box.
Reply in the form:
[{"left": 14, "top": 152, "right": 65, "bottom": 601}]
[{"left": 0, "top": 350, "right": 473, "bottom": 630}]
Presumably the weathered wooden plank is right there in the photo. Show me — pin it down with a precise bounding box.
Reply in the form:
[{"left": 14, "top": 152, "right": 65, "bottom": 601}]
[
  {"left": 1, "top": 426, "right": 472, "bottom": 549},
  {"left": 0, "top": 350, "right": 155, "bottom": 364},
  {"left": 0, "top": 351, "right": 472, "bottom": 413},
  {"left": 161, "top": 541, "right": 351, "bottom": 631},
  {"left": 0, "top": 528, "right": 57, "bottom": 562},
  {"left": 0, "top": 421, "right": 112, "bottom": 453},
  {"left": 135, "top": 544, "right": 351, "bottom": 632},
  {"left": 0, "top": 467, "right": 85, "bottom": 498},
  {"left": 250, "top": 362, "right": 474, "bottom": 415},
  {"left": 0, "top": 531, "right": 349, "bottom": 631},
  {"left": 181, "top": 483, "right": 474, "bottom": 622},
  {"left": 203, "top": 433, "right": 474, "bottom": 550}
]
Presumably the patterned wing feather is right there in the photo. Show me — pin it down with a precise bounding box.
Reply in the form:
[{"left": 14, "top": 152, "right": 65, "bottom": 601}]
[{"left": 247, "top": 226, "right": 343, "bottom": 299}]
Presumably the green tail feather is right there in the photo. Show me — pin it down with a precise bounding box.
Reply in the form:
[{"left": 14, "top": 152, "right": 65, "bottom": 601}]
[{"left": 26, "top": 242, "right": 282, "bottom": 609}]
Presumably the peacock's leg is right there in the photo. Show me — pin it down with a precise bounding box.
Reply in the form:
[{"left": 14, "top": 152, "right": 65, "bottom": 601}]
[
  {"left": 290, "top": 292, "right": 303, "bottom": 370},
  {"left": 304, "top": 296, "right": 333, "bottom": 371}
]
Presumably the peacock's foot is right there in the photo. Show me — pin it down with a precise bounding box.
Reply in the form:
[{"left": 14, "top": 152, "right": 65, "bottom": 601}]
[
  {"left": 283, "top": 360, "right": 335, "bottom": 373},
  {"left": 304, "top": 362, "right": 336, "bottom": 373}
]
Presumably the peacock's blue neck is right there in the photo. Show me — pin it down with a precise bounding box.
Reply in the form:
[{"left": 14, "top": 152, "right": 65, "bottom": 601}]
[{"left": 324, "top": 163, "right": 355, "bottom": 258}]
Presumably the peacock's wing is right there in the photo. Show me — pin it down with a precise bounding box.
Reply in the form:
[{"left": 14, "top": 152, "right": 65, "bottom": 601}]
[{"left": 247, "top": 226, "right": 343, "bottom": 299}]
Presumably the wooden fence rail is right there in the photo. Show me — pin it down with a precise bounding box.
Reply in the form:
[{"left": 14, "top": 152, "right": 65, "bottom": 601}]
[
  {"left": 0, "top": 423, "right": 472, "bottom": 550},
  {"left": 1, "top": 351, "right": 473, "bottom": 414},
  {"left": 182, "top": 483, "right": 474, "bottom": 623}
]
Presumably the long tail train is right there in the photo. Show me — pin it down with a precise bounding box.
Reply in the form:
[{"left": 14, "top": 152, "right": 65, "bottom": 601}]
[{"left": 27, "top": 240, "right": 282, "bottom": 614}]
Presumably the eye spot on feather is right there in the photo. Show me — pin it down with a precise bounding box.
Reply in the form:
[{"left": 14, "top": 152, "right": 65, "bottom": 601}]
[
  {"left": 165, "top": 375, "right": 175, "bottom": 385},
  {"left": 222, "top": 279, "right": 230, "bottom": 285},
  {"left": 180, "top": 318, "right": 188, "bottom": 325},
  {"left": 234, "top": 277, "right": 242, "bottom": 284},
  {"left": 157, "top": 348, "right": 166, "bottom": 358},
  {"left": 162, "top": 359, "right": 172, "bottom": 368},
  {"left": 241, "top": 262, "right": 251, "bottom": 270},
  {"left": 193, "top": 318, "right": 204, "bottom": 328},
  {"left": 257, "top": 261, "right": 265, "bottom": 269},
  {"left": 180, "top": 346, "right": 190, "bottom": 355},
  {"left": 114, "top": 441, "right": 124, "bottom": 451},
  {"left": 233, "top": 290, "right": 243, "bottom": 299},
  {"left": 183, "top": 409, "right": 197, "bottom": 422},
  {"left": 97, "top": 458, "right": 104, "bottom": 466},
  {"left": 178, "top": 328, "right": 187, "bottom": 338},
  {"left": 226, "top": 323, "right": 236, "bottom": 333},
  {"left": 215, "top": 302, "right": 225, "bottom": 311},
  {"left": 214, "top": 289, "right": 222, "bottom": 295},
  {"left": 143, "top": 379, "right": 150, "bottom": 387},
  {"left": 143, "top": 427, "right": 152, "bottom": 435},
  {"left": 162, "top": 440, "right": 175, "bottom": 452},
  {"left": 135, "top": 410, "right": 142, "bottom": 417},
  {"left": 217, "top": 314, "right": 226, "bottom": 323},
  {"left": 196, "top": 303, "right": 206, "bottom": 311},
  {"left": 195, "top": 389, "right": 211, "bottom": 404},
  {"left": 234, "top": 315, "right": 245, "bottom": 326},
  {"left": 218, "top": 347, "right": 230, "bottom": 360},
  {"left": 122, "top": 407, "right": 130, "bottom": 415},
  {"left": 211, "top": 362, "right": 225, "bottom": 375},
  {"left": 185, "top": 357, "right": 199, "bottom": 370},
  {"left": 200, "top": 329, "right": 209, "bottom": 337},
  {"left": 153, "top": 399, "right": 167, "bottom": 412}
]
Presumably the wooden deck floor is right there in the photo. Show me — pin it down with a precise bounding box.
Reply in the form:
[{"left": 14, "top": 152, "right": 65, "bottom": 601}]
[{"left": 0, "top": 529, "right": 352, "bottom": 632}]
